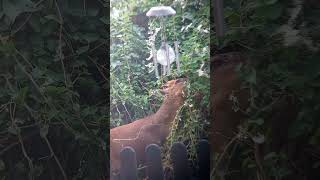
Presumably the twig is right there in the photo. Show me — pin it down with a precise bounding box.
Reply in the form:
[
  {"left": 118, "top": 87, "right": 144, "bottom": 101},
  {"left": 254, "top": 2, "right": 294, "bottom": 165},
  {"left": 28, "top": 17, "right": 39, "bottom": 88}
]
[
  {"left": 42, "top": 134, "right": 68, "bottom": 180},
  {"left": 210, "top": 135, "right": 238, "bottom": 178},
  {"left": 0, "top": 102, "right": 10, "bottom": 113},
  {"left": 89, "top": 41, "right": 107, "bottom": 52},
  {"left": 54, "top": 0, "right": 68, "bottom": 88},
  {"left": 0, "top": 131, "right": 38, "bottom": 156},
  {"left": 13, "top": 55, "right": 75, "bottom": 132},
  {"left": 11, "top": 14, "right": 33, "bottom": 36},
  {"left": 9, "top": 102, "right": 34, "bottom": 180},
  {"left": 83, "top": 0, "right": 87, "bottom": 15},
  {"left": 87, "top": 56, "right": 108, "bottom": 80},
  {"left": 15, "top": 48, "right": 34, "bottom": 68},
  {"left": 7, "top": 0, "right": 45, "bottom": 37}
]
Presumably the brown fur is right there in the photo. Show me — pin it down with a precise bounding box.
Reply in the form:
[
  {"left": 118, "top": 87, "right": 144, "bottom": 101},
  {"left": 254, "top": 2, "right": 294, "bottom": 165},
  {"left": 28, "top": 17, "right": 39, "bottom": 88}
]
[
  {"left": 110, "top": 78, "right": 187, "bottom": 177},
  {"left": 209, "top": 52, "right": 316, "bottom": 180},
  {"left": 209, "top": 52, "right": 248, "bottom": 154}
]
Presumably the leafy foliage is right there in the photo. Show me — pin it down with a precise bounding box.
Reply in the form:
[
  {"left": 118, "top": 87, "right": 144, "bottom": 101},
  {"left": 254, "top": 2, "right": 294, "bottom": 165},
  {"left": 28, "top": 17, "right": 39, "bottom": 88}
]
[
  {"left": 211, "top": 0, "right": 320, "bottom": 179},
  {"left": 110, "top": 0, "right": 210, "bottom": 168},
  {"left": 0, "top": 0, "right": 108, "bottom": 179}
]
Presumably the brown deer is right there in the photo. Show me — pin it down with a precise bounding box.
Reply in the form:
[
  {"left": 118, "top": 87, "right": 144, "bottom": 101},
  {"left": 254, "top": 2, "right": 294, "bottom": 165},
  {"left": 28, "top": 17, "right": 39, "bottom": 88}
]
[
  {"left": 210, "top": 52, "right": 248, "bottom": 155},
  {"left": 209, "top": 52, "right": 317, "bottom": 180},
  {"left": 209, "top": 52, "right": 250, "bottom": 178},
  {"left": 110, "top": 78, "right": 187, "bottom": 177}
]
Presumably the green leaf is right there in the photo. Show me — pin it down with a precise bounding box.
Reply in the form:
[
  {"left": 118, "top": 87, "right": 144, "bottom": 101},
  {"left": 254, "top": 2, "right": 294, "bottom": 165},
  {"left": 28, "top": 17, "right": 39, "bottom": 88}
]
[
  {"left": 246, "top": 69, "right": 257, "bottom": 84},
  {"left": 0, "top": 159, "right": 5, "bottom": 171},
  {"left": 255, "top": 3, "right": 283, "bottom": 20},
  {"left": 0, "top": 41, "right": 15, "bottom": 55},
  {"left": 265, "top": 0, "right": 278, "bottom": 5},
  {"left": 15, "top": 162, "right": 26, "bottom": 173},
  {"left": 87, "top": 7, "right": 100, "bottom": 16},
  {"left": 40, "top": 125, "right": 49, "bottom": 138},
  {"left": 46, "top": 39, "right": 58, "bottom": 52},
  {"left": 100, "top": 17, "right": 108, "bottom": 25},
  {"left": 264, "top": 152, "right": 277, "bottom": 160},
  {"left": 44, "top": 14, "right": 61, "bottom": 24},
  {"left": 81, "top": 33, "right": 100, "bottom": 43},
  {"left": 15, "top": 87, "right": 28, "bottom": 105},
  {"left": 76, "top": 45, "right": 89, "bottom": 54},
  {"left": 73, "top": 103, "right": 80, "bottom": 111},
  {"left": 31, "top": 67, "right": 45, "bottom": 77},
  {"left": 28, "top": 16, "right": 41, "bottom": 32},
  {"left": 8, "top": 125, "right": 20, "bottom": 135},
  {"left": 248, "top": 118, "right": 264, "bottom": 125},
  {"left": 48, "top": 109, "right": 58, "bottom": 121},
  {"left": 3, "top": 0, "right": 40, "bottom": 23},
  {"left": 45, "top": 86, "right": 66, "bottom": 97},
  {"left": 41, "top": 21, "right": 59, "bottom": 36}
]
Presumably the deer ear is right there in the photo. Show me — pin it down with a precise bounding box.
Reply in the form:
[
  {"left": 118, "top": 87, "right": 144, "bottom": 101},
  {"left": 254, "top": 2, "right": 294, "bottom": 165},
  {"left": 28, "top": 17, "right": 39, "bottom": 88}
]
[{"left": 175, "top": 78, "right": 187, "bottom": 84}]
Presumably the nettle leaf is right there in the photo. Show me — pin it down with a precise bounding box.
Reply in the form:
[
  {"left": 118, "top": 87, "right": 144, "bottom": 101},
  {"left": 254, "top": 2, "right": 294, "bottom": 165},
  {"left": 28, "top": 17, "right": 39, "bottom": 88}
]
[{"left": 3, "top": 0, "right": 40, "bottom": 23}]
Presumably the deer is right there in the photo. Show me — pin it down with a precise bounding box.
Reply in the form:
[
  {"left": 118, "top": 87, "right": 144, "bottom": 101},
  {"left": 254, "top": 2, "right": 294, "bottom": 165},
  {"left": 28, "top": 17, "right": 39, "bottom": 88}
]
[
  {"left": 110, "top": 78, "right": 187, "bottom": 178},
  {"left": 209, "top": 52, "right": 318, "bottom": 180},
  {"left": 209, "top": 52, "right": 250, "bottom": 178}
]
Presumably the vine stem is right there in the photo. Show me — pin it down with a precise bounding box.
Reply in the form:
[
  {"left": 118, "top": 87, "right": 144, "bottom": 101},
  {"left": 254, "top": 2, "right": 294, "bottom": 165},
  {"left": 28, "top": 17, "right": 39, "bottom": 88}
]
[
  {"left": 55, "top": 0, "right": 68, "bottom": 88},
  {"left": 42, "top": 134, "right": 68, "bottom": 180},
  {"left": 9, "top": 102, "right": 34, "bottom": 180},
  {"left": 210, "top": 135, "right": 238, "bottom": 178}
]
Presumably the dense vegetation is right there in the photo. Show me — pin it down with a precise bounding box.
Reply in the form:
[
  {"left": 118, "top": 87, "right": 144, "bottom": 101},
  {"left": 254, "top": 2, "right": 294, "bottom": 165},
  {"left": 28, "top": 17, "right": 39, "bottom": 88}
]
[
  {"left": 212, "top": 0, "right": 320, "bottom": 179},
  {"left": 110, "top": 0, "right": 210, "bottom": 164},
  {"left": 0, "top": 0, "right": 319, "bottom": 179},
  {"left": 0, "top": 0, "right": 108, "bottom": 179}
]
